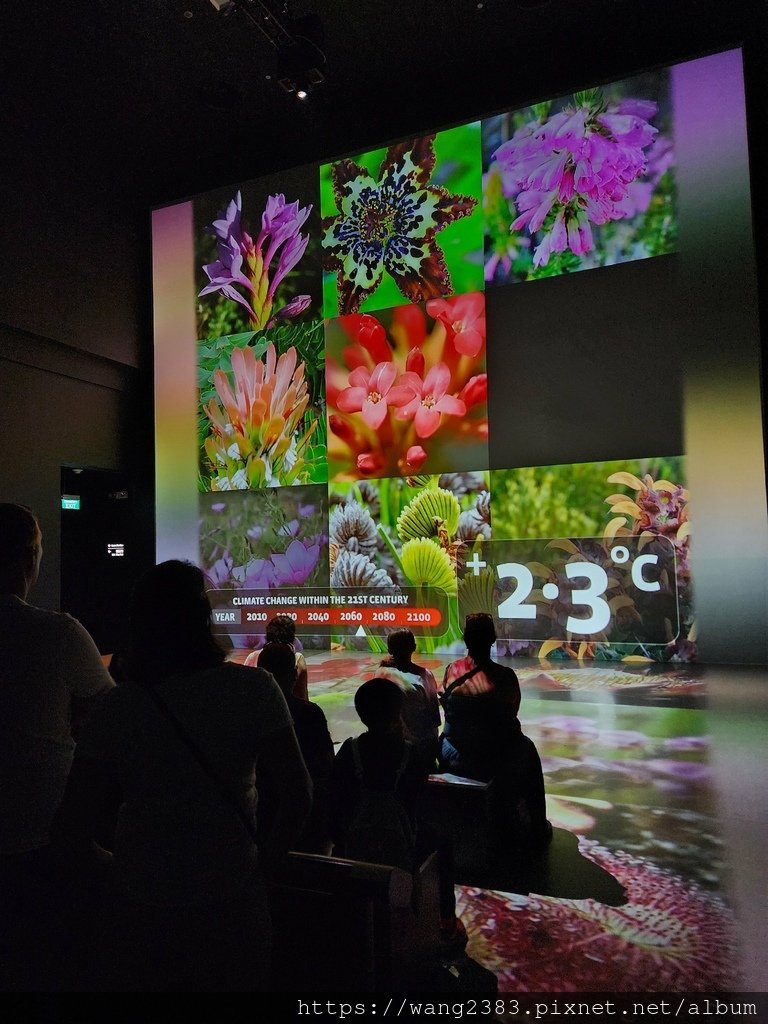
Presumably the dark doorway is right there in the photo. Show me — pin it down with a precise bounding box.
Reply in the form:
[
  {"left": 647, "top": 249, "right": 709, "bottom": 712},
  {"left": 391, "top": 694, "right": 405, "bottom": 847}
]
[{"left": 60, "top": 466, "right": 135, "bottom": 653}]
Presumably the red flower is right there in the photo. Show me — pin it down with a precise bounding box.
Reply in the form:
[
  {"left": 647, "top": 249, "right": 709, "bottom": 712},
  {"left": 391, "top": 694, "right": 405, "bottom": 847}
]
[
  {"left": 459, "top": 373, "right": 487, "bottom": 409},
  {"left": 404, "top": 445, "right": 428, "bottom": 470},
  {"left": 396, "top": 363, "right": 466, "bottom": 438},
  {"left": 336, "top": 361, "right": 415, "bottom": 430},
  {"left": 427, "top": 293, "right": 486, "bottom": 357}
]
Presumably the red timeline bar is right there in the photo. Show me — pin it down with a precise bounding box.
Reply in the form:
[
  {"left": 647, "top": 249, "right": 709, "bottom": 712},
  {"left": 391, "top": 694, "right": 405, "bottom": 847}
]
[{"left": 245, "top": 606, "right": 443, "bottom": 628}]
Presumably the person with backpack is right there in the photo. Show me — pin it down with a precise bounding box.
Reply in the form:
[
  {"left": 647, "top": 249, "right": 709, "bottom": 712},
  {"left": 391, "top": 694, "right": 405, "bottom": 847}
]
[
  {"left": 330, "top": 678, "right": 465, "bottom": 949},
  {"left": 440, "top": 613, "right": 552, "bottom": 852}
]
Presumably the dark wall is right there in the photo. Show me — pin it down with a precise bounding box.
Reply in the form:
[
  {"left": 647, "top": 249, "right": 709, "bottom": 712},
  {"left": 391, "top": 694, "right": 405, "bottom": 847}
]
[
  {"left": 0, "top": 188, "right": 143, "bottom": 368},
  {"left": 0, "top": 323, "right": 152, "bottom": 612},
  {"left": 0, "top": 144, "right": 154, "bottom": 612}
]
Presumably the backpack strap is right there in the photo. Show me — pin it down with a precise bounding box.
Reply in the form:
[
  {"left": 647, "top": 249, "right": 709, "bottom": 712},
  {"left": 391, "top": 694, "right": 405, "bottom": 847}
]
[
  {"left": 143, "top": 681, "right": 258, "bottom": 846},
  {"left": 393, "top": 742, "right": 411, "bottom": 787},
  {"left": 350, "top": 736, "right": 365, "bottom": 783},
  {"left": 439, "top": 664, "right": 483, "bottom": 708}
]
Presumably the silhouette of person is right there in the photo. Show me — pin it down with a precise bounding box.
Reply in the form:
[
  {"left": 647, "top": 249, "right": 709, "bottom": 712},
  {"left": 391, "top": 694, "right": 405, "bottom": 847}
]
[
  {"left": 376, "top": 628, "right": 440, "bottom": 771},
  {"left": 54, "top": 560, "right": 311, "bottom": 991},
  {"left": 0, "top": 502, "right": 114, "bottom": 989},
  {"left": 256, "top": 641, "right": 334, "bottom": 853},
  {"left": 440, "top": 613, "right": 552, "bottom": 850},
  {"left": 245, "top": 614, "right": 309, "bottom": 699}
]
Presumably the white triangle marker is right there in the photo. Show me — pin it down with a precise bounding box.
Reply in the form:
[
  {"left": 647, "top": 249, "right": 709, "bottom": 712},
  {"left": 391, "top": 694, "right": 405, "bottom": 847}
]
[{"left": 355, "top": 626, "right": 366, "bottom": 637}]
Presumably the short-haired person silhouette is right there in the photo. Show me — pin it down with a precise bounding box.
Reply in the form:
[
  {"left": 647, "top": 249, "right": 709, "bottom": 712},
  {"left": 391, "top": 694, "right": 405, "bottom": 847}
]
[
  {"left": 331, "top": 679, "right": 421, "bottom": 847},
  {"left": 331, "top": 678, "right": 466, "bottom": 948},
  {"left": 244, "top": 614, "right": 309, "bottom": 699},
  {"left": 441, "top": 613, "right": 552, "bottom": 850},
  {"left": 0, "top": 502, "right": 114, "bottom": 988},
  {"left": 54, "top": 560, "right": 311, "bottom": 991}
]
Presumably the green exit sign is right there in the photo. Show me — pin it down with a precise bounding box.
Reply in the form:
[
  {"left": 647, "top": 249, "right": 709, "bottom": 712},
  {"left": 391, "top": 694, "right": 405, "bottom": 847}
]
[{"left": 61, "top": 495, "right": 81, "bottom": 510}]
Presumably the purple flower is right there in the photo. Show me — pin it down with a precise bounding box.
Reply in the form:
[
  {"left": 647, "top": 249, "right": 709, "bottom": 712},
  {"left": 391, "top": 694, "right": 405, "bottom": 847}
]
[
  {"left": 663, "top": 736, "right": 709, "bottom": 752},
  {"left": 211, "top": 502, "right": 226, "bottom": 512},
  {"left": 510, "top": 189, "right": 558, "bottom": 234},
  {"left": 274, "top": 294, "right": 312, "bottom": 320},
  {"left": 257, "top": 194, "right": 311, "bottom": 257},
  {"left": 200, "top": 244, "right": 255, "bottom": 315},
  {"left": 494, "top": 639, "right": 534, "bottom": 657},
  {"left": 597, "top": 112, "right": 658, "bottom": 149},
  {"left": 598, "top": 729, "right": 647, "bottom": 749},
  {"left": 646, "top": 759, "right": 711, "bottom": 782},
  {"left": 243, "top": 558, "right": 276, "bottom": 591},
  {"left": 211, "top": 191, "right": 244, "bottom": 242},
  {"left": 270, "top": 539, "right": 320, "bottom": 585},
  {"left": 614, "top": 181, "right": 654, "bottom": 218},
  {"left": 538, "top": 716, "right": 599, "bottom": 739},
  {"left": 616, "top": 98, "right": 659, "bottom": 120},
  {"left": 268, "top": 231, "right": 310, "bottom": 301},
  {"left": 277, "top": 519, "right": 300, "bottom": 538},
  {"left": 647, "top": 136, "right": 674, "bottom": 183},
  {"left": 199, "top": 191, "right": 313, "bottom": 331},
  {"left": 298, "top": 503, "right": 316, "bottom": 519},
  {"left": 533, "top": 232, "right": 552, "bottom": 268},
  {"left": 206, "top": 554, "right": 233, "bottom": 588},
  {"left": 492, "top": 91, "right": 667, "bottom": 268}
]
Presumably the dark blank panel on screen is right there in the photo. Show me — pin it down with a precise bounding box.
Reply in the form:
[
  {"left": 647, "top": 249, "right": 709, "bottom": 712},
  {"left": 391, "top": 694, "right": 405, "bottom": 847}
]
[{"left": 486, "top": 254, "right": 682, "bottom": 469}]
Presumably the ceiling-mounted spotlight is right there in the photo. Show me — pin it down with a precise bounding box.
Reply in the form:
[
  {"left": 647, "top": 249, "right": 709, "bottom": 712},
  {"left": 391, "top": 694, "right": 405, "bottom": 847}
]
[
  {"left": 277, "top": 60, "right": 325, "bottom": 98},
  {"left": 210, "top": 1, "right": 327, "bottom": 98},
  {"left": 276, "top": 30, "right": 326, "bottom": 99}
]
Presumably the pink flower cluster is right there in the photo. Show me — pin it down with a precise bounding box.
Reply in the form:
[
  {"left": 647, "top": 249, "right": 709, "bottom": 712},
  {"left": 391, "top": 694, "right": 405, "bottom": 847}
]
[
  {"left": 327, "top": 293, "right": 488, "bottom": 478},
  {"left": 336, "top": 357, "right": 466, "bottom": 441},
  {"left": 493, "top": 97, "right": 663, "bottom": 267}
]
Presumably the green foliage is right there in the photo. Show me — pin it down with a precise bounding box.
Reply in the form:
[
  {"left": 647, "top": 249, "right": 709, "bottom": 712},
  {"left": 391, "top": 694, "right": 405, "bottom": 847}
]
[
  {"left": 529, "top": 249, "right": 582, "bottom": 280},
  {"left": 198, "top": 298, "right": 246, "bottom": 340},
  {"left": 492, "top": 465, "right": 601, "bottom": 539},
  {"left": 491, "top": 457, "right": 685, "bottom": 540},
  {"left": 639, "top": 170, "right": 677, "bottom": 258},
  {"left": 573, "top": 88, "right": 605, "bottom": 113},
  {"left": 332, "top": 473, "right": 490, "bottom": 652}
]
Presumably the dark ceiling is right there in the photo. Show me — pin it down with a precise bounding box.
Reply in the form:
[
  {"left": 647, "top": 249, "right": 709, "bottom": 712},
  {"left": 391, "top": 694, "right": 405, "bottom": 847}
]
[{"left": 3, "top": 0, "right": 766, "bottom": 213}]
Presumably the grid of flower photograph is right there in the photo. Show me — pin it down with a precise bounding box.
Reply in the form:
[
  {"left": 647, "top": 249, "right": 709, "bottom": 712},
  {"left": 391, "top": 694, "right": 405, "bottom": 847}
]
[{"left": 189, "top": 65, "right": 688, "bottom": 660}]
